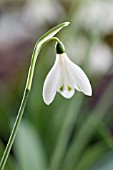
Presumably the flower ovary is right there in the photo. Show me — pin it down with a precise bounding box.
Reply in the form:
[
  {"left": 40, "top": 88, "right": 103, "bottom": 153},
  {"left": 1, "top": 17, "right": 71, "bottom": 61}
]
[{"left": 56, "top": 42, "right": 65, "bottom": 54}]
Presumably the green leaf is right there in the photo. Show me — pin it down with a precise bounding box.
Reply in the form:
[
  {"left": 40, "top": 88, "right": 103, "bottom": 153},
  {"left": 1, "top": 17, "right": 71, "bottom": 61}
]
[
  {"left": 75, "top": 142, "right": 109, "bottom": 170},
  {"left": 90, "top": 149, "right": 113, "bottom": 170},
  {"left": 14, "top": 120, "right": 47, "bottom": 170}
]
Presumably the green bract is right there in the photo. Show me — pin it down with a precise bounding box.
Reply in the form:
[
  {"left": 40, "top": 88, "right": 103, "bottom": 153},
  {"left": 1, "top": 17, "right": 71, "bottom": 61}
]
[{"left": 26, "top": 22, "right": 70, "bottom": 90}]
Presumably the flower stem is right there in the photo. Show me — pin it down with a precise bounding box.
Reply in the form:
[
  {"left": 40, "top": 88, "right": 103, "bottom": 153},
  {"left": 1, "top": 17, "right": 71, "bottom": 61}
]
[
  {"left": 0, "top": 41, "right": 60, "bottom": 170},
  {"left": 0, "top": 42, "right": 40, "bottom": 170},
  {"left": 0, "top": 38, "right": 58, "bottom": 170},
  {"left": 0, "top": 21, "right": 69, "bottom": 170},
  {"left": 0, "top": 89, "right": 29, "bottom": 170}
]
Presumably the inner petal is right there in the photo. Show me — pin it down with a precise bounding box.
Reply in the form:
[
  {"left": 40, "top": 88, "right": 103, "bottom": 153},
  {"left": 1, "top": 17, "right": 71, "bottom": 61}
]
[
  {"left": 62, "top": 56, "right": 75, "bottom": 89},
  {"left": 60, "top": 88, "right": 75, "bottom": 99},
  {"left": 57, "top": 54, "right": 75, "bottom": 98}
]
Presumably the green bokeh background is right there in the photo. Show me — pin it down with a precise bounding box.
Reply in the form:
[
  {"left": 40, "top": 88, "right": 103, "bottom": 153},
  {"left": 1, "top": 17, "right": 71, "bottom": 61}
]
[{"left": 0, "top": 0, "right": 113, "bottom": 170}]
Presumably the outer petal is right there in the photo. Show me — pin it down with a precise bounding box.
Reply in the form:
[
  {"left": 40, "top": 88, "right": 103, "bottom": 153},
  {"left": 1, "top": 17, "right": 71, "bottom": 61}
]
[
  {"left": 64, "top": 54, "right": 92, "bottom": 96},
  {"left": 74, "top": 82, "right": 81, "bottom": 91},
  {"left": 43, "top": 56, "right": 60, "bottom": 105}
]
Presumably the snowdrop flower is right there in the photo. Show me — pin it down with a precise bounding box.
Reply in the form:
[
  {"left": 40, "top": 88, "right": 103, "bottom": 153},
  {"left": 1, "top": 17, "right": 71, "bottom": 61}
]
[{"left": 43, "top": 41, "right": 92, "bottom": 105}]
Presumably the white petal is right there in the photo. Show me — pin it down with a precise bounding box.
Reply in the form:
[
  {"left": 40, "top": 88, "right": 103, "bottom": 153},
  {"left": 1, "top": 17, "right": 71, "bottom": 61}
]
[
  {"left": 56, "top": 54, "right": 75, "bottom": 99},
  {"left": 74, "top": 83, "right": 81, "bottom": 91},
  {"left": 64, "top": 54, "right": 92, "bottom": 96},
  {"left": 60, "top": 88, "right": 75, "bottom": 99},
  {"left": 58, "top": 53, "right": 75, "bottom": 88},
  {"left": 43, "top": 57, "right": 60, "bottom": 105}
]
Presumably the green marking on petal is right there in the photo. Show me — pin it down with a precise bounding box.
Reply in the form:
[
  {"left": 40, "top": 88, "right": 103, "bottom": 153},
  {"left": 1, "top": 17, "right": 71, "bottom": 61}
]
[
  {"left": 67, "top": 85, "right": 72, "bottom": 91},
  {"left": 60, "top": 85, "right": 64, "bottom": 91}
]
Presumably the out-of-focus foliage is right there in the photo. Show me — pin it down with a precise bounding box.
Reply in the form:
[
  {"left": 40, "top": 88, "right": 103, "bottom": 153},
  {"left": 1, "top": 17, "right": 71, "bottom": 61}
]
[{"left": 0, "top": 0, "right": 113, "bottom": 170}]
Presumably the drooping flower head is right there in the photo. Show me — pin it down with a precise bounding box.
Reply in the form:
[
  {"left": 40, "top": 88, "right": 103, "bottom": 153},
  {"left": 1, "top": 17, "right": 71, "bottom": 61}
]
[{"left": 43, "top": 41, "right": 92, "bottom": 105}]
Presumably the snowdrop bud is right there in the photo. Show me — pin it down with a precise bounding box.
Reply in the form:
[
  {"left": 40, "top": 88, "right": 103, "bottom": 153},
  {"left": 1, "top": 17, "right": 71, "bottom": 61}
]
[{"left": 55, "top": 41, "right": 65, "bottom": 54}]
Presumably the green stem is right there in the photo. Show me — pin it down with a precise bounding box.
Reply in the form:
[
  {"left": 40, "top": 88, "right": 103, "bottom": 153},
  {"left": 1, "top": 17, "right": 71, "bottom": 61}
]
[
  {"left": 26, "top": 37, "right": 60, "bottom": 90},
  {"left": 0, "top": 89, "right": 29, "bottom": 170},
  {"left": 0, "top": 21, "right": 69, "bottom": 170},
  {"left": 0, "top": 42, "right": 41, "bottom": 170},
  {"left": 0, "top": 37, "right": 61, "bottom": 170}
]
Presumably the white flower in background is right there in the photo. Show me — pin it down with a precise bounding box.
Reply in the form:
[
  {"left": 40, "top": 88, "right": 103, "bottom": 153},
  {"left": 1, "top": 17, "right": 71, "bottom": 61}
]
[
  {"left": 43, "top": 42, "right": 92, "bottom": 105},
  {"left": 89, "top": 42, "right": 113, "bottom": 75},
  {"left": 75, "top": 0, "right": 113, "bottom": 34}
]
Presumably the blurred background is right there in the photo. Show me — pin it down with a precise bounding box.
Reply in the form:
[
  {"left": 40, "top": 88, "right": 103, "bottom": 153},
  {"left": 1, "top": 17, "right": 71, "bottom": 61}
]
[{"left": 0, "top": 0, "right": 113, "bottom": 170}]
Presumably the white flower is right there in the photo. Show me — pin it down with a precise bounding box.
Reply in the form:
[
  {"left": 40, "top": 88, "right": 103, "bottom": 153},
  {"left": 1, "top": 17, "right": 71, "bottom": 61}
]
[
  {"left": 43, "top": 53, "right": 92, "bottom": 105},
  {"left": 43, "top": 42, "right": 92, "bottom": 105}
]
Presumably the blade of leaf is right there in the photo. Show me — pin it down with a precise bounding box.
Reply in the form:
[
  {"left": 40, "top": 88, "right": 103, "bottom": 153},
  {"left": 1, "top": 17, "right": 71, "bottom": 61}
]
[
  {"left": 75, "top": 142, "right": 110, "bottom": 170},
  {"left": 49, "top": 94, "right": 83, "bottom": 170},
  {"left": 14, "top": 120, "right": 47, "bottom": 170},
  {"left": 90, "top": 149, "right": 113, "bottom": 170},
  {"left": 62, "top": 78, "right": 113, "bottom": 170}
]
